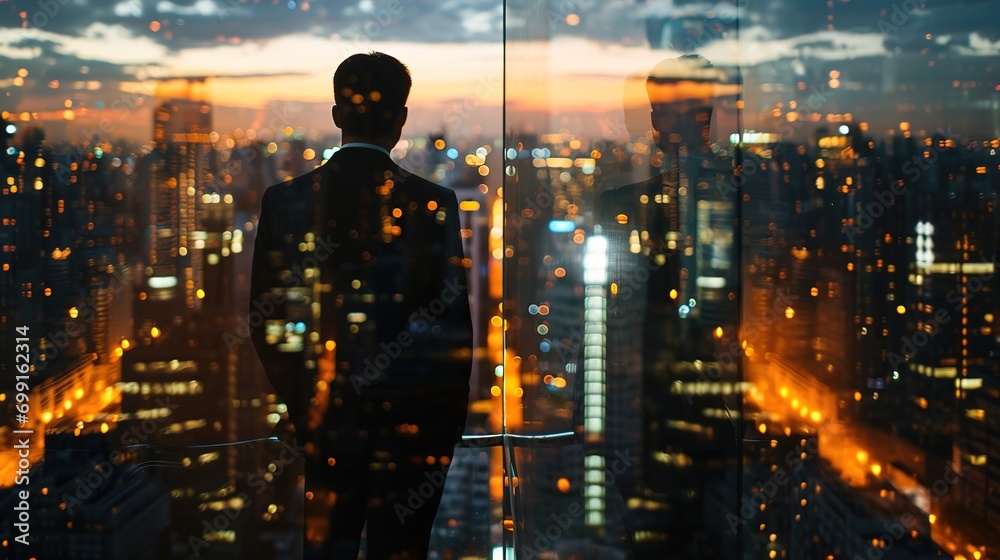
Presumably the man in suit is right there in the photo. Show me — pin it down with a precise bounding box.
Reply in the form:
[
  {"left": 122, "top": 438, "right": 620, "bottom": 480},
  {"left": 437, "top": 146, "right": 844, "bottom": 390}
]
[
  {"left": 250, "top": 52, "right": 473, "bottom": 560},
  {"left": 595, "top": 55, "right": 740, "bottom": 557}
]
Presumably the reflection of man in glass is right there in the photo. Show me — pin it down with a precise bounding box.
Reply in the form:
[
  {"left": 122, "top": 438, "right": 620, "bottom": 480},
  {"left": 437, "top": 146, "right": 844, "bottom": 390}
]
[
  {"left": 596, "top": 55, "right": 739, "bottom": 555},
  {"left": 249, "top": 52, "right": 473, "bottom": 559}
]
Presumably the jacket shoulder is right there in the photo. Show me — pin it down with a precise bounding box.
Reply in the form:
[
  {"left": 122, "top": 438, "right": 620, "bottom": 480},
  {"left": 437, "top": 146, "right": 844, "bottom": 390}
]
[
  {"left": 599, "top": 174, "right": 664, "bottom": 220},
  {"left": 395, "top": 170, "right": 455, "bottom": 200},
  {"left": 263, "top": 169, "right": 322, "bottom": 201}
]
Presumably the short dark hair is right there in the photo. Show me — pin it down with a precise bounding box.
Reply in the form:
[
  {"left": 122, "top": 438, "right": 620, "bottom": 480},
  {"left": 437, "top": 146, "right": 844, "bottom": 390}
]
[{"left": 333, "top": 52, "right": 411, "bottom": 137}]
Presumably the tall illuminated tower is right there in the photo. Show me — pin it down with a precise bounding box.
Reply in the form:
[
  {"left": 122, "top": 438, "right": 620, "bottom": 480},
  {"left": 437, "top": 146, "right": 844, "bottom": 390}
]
[
  {"left": 146, "top": 78, "right": 214, "bottom": 307},
  {"left": 582, "top": 232, "right": 608, "bottom": 531}
]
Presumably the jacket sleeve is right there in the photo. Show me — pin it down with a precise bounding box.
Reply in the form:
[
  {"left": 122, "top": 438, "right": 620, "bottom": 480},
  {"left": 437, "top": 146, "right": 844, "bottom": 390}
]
[
  {"left": 249, "top": 187, "right": 298, "bottom": 422},
  {"left": 438, "top": 189, "right": 474, "bottom": 440}
]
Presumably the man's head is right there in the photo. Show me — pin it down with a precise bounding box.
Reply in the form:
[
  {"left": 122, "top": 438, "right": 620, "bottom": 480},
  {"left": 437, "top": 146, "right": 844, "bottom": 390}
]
[
  {"left": 646, "top": 55, "right": 724, "bottom": 150},
  {"left": 332, "top": 52, "right": 411, "bottom": 144}
]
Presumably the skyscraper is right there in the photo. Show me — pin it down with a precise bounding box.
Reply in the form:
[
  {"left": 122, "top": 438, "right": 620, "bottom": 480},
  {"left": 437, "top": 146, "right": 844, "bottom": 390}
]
[{"left": 144, "top": 78, "right": 214, "bottom": 307}]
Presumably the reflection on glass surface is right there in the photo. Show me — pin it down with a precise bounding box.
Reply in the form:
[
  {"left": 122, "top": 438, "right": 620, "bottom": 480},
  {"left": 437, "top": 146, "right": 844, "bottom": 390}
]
[
  {"left": 1, "top": 0, "right": 999, "bottom": 558},
  {"left": 503, "top": 0, "right": 998, "bottom": 558},
  {"left": 505, "top": 2, "right": 743, "bottom": 554}
]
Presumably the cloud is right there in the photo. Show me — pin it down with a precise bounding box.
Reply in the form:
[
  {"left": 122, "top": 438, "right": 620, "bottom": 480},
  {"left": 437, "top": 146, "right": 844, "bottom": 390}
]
[
  {"left": 113, "top": 1, "right": 145, "bottom": 18},
  {"left": 3, "top": 0, "right": 999, "bottom": 140},
  {"left": 5, "top": 0, "right": 504, "bottom": 50},
  {"left": 0, "top": 31, "right": 154, "bottom": 84},
  {"left": 154, "top": 0, "right": 225, "bottom": 17},
  {"left": 914, "top": 1, "right": 1000, "bottom": 41}
]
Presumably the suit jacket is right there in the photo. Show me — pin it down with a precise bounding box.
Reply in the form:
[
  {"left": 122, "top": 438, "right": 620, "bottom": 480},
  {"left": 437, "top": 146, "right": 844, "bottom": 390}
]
[{"left": 249, "top": 146, "right": 473, "bottom": 469}]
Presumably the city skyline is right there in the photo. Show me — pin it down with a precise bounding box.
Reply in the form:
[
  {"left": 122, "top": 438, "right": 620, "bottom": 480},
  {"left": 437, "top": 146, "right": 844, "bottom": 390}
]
[
  {"left": 1, "top": 1, "right": 999, "bottom": 559},
  {"left": 2, "top": 86, "right": 998, "bottom": 560}
]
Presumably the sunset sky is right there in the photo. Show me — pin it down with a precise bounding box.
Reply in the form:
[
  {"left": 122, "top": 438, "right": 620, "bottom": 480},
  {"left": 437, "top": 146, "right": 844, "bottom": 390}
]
[{"left": 2, "top": 0, "right": 999, "bottom": 141}]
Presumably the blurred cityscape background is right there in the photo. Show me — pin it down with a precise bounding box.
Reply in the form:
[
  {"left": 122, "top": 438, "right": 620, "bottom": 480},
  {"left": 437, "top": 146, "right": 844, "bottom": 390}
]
[{"left": 0, "top": 0, "right": 998, "bottom": 558}]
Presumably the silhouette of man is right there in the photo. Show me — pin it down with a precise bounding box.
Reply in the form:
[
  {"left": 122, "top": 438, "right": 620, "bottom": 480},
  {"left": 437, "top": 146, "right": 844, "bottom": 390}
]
[
  {"left": 250, "top": 52, "right": 473, "bottom": 560},
  {"left": 595, "top": 55, "right": 740, "bottom": 556}
]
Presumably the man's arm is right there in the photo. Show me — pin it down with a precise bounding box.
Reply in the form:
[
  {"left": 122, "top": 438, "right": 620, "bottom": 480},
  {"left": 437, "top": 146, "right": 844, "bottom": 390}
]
[
  {"left": 249, "top": 187, "right": 296, "bottom": 419},
  {"left": 438, "top": 189, "right": 473, "bottom": 439}
]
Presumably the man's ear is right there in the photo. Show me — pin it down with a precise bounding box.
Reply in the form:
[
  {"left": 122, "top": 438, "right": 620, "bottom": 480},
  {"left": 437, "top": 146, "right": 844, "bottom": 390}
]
[
  {"left": 396, "top": 106, "right": 408, "bottom": 130},
  {"left": 332, "top": 105, "right": 342, "bottom": 128}
]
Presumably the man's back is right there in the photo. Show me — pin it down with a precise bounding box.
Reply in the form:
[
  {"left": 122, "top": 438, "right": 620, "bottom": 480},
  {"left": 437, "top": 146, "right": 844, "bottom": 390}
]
[
  {"left": 251, "top": 146, "right": 472, "bottom": 461},
  {"left": 250, "top": 145, "right": 472, "bottom": 558}
]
